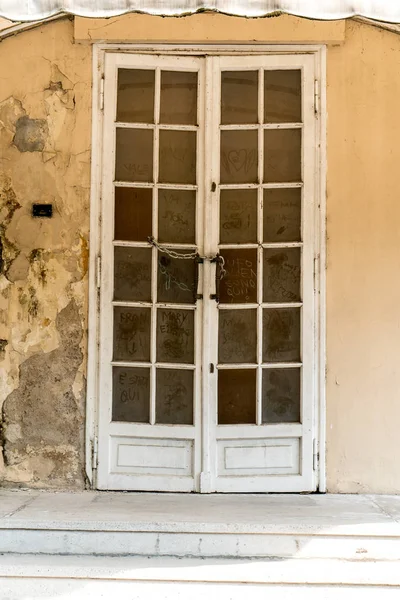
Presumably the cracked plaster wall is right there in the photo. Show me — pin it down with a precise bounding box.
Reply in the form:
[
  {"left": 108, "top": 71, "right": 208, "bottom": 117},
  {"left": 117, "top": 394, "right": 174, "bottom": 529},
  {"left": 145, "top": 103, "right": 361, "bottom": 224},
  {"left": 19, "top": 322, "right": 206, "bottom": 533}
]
[{"left": 0, "top": 18, "right": 91, "bottom": 488}]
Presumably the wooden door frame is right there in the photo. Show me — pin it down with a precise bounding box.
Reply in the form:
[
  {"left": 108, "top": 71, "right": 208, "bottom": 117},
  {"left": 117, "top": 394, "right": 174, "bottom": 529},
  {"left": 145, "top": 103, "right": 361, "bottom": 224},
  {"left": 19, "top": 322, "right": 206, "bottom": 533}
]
[{"left": 86, "top": 43, "right": 327, "bottom": 492}]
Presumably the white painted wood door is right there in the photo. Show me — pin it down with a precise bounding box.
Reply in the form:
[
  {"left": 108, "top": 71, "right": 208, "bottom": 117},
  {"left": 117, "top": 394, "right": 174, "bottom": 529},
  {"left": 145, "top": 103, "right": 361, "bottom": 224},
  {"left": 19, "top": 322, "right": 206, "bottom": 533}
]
[{"left": 96, "top": 51, "right": 319, "bottom": 493}]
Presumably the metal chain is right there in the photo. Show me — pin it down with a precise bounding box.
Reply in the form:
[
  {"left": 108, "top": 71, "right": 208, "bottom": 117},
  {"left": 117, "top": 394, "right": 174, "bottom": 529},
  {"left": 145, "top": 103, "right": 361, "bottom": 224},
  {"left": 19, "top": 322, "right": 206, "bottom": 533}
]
[
  {"left": 158, "top": 259, "right": 193, "bottom": 292},
  {"left": 148, "top": 236, "right": 225, "bottom": 279},
  {"left": 214, "top": 254, "right": 227, "bottom": 303},
  {"left": 217, "top": 254, "right": 226, "bottom": 280},
  {"left": 148, "top": 236, "right": 199, "bottom": 260},
  {"left": 149, "top": 237, "right": 226, "bottom": 301}
]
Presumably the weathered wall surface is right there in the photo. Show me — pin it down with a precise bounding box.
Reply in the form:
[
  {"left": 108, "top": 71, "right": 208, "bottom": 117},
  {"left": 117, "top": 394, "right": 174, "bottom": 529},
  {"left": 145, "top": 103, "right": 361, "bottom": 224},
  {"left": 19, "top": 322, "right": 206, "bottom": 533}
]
[
  {"left": 326, "top": 21, "right": 400, "bottom": 493},
  {"left": 0, "top": 18, "right": 91, "bottom": 488}
]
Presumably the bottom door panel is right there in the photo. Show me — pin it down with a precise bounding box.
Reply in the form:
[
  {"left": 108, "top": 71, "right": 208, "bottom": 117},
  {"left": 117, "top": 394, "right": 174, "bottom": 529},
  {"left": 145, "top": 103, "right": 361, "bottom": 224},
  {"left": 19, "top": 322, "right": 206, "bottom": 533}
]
[
  {"left": 98, "top": 436, "right": 196, "bottom": 492},
  {"left": 217, "top": 438, "right": 300, "bottom": 477},
  {"left": 111, "top": 437, "right": 194, "bottom": 475}
]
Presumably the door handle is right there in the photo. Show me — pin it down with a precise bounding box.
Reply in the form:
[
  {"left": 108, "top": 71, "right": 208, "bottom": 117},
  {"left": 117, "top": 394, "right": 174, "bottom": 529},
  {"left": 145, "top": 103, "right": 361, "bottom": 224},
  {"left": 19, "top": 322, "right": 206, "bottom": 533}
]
[
  {"left": 193, "top": 254, "right": 203, "bottom": 302},
  {"left": 210, "top": 254, "right": 226, "bottom": 303}
]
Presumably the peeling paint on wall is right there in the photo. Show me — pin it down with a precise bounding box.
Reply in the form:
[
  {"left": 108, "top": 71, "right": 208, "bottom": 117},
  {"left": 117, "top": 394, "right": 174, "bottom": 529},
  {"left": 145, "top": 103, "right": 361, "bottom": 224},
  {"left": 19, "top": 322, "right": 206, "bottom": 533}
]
[
  {"left": 13, "top": 116, "right": 49, "bottom": 153},
  {"left": 0, "top": 174, "right": 21, "bottom": 281},
  {"left": 0, "top": 18, "right": 91, "bottom": 489},
  {"left": 2, "top": 300, "right": 84, "bottom": 485}
]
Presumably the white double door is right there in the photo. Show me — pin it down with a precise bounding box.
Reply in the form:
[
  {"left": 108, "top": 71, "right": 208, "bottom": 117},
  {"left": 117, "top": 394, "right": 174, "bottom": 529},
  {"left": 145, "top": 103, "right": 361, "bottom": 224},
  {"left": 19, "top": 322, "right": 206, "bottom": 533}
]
[{"left": 96, "top": 51, "right": 318, "bottom": 492}]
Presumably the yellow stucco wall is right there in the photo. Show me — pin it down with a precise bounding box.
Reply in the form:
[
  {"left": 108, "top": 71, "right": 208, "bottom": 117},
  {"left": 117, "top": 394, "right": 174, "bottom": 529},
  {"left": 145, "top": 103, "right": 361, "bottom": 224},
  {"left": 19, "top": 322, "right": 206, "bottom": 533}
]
[
  {"left": 1, "top": 14, "right": 400, "bottom": 492},
  {"left": 326, "top": 21, "right": 400, "bottom": 493}
]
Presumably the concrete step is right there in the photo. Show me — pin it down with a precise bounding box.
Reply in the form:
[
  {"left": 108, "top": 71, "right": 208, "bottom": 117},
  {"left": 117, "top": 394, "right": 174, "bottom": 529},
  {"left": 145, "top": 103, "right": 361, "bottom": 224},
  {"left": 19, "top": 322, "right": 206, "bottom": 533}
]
[
  {"left": 1, "top": 555, "right": 400, "bottom": 599},
  {"left": 1, "top": 490, "right": 400, "bottom": 560},
  {"left": 2, "top": 580, "right": 400, "bottom": 600},
  {"left": 2, "top": 522, "right": 400, "bottom": 559}
]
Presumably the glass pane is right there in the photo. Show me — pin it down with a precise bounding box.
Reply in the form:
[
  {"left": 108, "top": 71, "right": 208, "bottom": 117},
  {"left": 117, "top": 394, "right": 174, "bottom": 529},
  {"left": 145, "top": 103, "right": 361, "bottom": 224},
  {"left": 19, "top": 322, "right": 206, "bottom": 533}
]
[
  {"left": 262, "top": 368, "right": 300, "bottom": 423},
  {"left": 263, "top": 247, "right": 301, "bottom": 303},
  {"left": 156, "top": 368, "right": 193, "bottom": 424},
  {"left": 112, "top": 366, "right": 150, "bottom": 423},
  {"left": 264, "top": 70, "right": 301, "bottom": 123},
  {"left": 157, "top": 251, "right": 196, "bottom": 304},
  {"left": 221, "top": 71, "right": 258, "bottom": 125},
  {"left": 218, "top": 309, "right": 257, "bottom": 363},
  {"left": 219, "top": 249, "right": 257, "bottom": 304},
  {"left": 159, "top": 130, "right": 196, "bottom": 184},
  {"left": 158, "top": 189, "right": 196, "bottom": 244},
  {"left": 263, "top": 188, "right": 301, "bottom": 243},
  {"left": 157, "top": 308, "right": 194, "bottom": 364},
  {"left": 160, "top": 71, "right": 198, "bottom": 125},
  {"left": 116, "top": 69, "right": 155, "bottom": 123},
  {"left": 218, "top": 369, "right": 256, "bottom": 424},
  {"left": 264, "top": 129, "right": 301, "bottom": 183},
  {"left": 113, "top": 307, "right": 151, "bottom": 362},
  {"left": 263, "top": 308, "right": 300, "bottom": 363},
  {"left": 220, "top": 189, "right": 257, "bottom": 244},
  {"left": 220, "top": 130, "right": 258, "bottom": 184},
  {"left": 114, "top": 187, "right": 152, "bottom": 242},
  {"left": 115, "top": 128, "right": 153, "bottom": 183},
  {"left": 114, "top": 246, "right": 152, "bottom": 302}
]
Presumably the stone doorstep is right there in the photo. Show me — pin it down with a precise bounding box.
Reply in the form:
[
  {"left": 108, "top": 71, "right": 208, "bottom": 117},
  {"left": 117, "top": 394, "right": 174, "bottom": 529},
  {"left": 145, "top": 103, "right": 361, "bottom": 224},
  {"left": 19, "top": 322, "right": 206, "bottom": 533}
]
[{"left": 1, "top": 491, "right": 400, "bottom": 559}]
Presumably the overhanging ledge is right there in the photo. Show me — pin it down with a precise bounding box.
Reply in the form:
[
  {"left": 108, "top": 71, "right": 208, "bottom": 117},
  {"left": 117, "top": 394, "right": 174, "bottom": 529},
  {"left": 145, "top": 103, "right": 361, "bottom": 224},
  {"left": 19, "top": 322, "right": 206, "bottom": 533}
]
[{"left": 74, "top": 12, "right": 346, "bottom": 44}]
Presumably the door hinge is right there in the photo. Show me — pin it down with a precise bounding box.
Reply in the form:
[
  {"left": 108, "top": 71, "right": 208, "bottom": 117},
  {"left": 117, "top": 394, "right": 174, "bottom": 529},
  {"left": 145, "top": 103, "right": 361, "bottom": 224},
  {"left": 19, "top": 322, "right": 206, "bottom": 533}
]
[
  {"left": 91, "top": 436, "right": 98, "bottom": 471},
  {"left": 99, "top": 76, "right": 105, "bottom": 111},
  {"left": 96, "top": 255, "right": 101, "bottom": 289},
  {"left": 313, "top": 439, "right": 319, "bottom": 471},
  {"left": 314, "top": 79, "right": 320, "bottom": 116}
]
